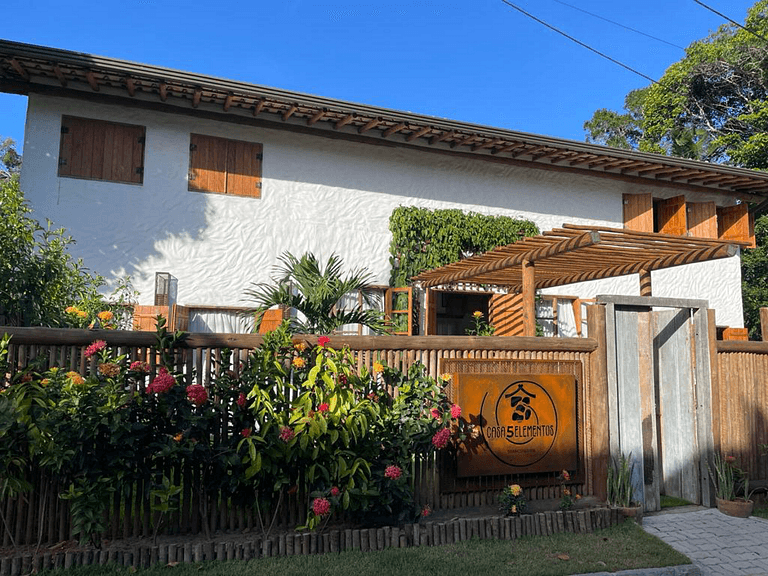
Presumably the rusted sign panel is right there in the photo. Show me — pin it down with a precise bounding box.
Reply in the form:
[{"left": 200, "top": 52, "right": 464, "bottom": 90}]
[{"left": 454, "top": 373, "right": 578, "bottom": 477}]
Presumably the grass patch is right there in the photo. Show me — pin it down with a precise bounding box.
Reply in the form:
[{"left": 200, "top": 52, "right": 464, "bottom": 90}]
[
  {"left": 43, "top": 520, "right": 690, "bottom": 576},
  {"left": 660, "top": 495, "right": 694, "bottom": 508},
  {"left": 753, "top": 504, "right": 768, "bottom": 520}
]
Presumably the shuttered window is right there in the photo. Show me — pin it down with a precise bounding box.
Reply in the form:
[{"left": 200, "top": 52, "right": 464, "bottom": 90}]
[
  {"left": 58, "top": 116, "right": 145, "bottom": 184},
  {"left": 657, "top": 195, "right": 687, "bottom": 236},
  {"left": 718, "top": 204, "right": 756, "bottom": 248},
  {"left": 687, "top": 202, "right": 717, "bottom": 239},
  {"left": 188, "top": 134, "right": 263, "bottom": 198},
  {"left": 622, "top": 193, "right": 653, "bottom": 232}
]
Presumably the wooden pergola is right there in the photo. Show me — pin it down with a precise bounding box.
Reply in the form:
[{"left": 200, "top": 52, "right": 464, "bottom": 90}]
[{"left": 413, "top": 224, "right": 748, "bottom": 336}]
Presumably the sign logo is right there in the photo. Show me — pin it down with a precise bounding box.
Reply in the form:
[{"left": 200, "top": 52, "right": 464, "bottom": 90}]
[{"left": 482, "top": 379, "right": 558, "bottom": 467}]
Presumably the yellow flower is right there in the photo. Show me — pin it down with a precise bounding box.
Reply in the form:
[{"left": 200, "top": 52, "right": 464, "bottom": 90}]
[
  {"left": 65, "top": 306, "right": 79, "bottom": 314},
  {"left": 41, "top": 378, "right": 50, "bottom": 386},
  {"left": 77, "top": 310, "right": 87, "bottom": 318},
  {"left": 510, "top": 484, "right": 522, "bottom": 496},
  {"left": 293, "top": 342, "right": 307, "bottom": 352},
  {"left": 473, "top": 311, "right": 483, "bottom": 318},
  {"left": 173, "top": 433, "right": 183, "bottom": 442},
  {"left": 440, "top": 373, "right": 452, "bottom": 382},
  {"left": 97, "top": 310, "right": 114, "bottom": 322},
  {"left": 66, "top": 371, "right": 85, "bottom": 386},
  {"left": 372, "top": 361, "right": 384, "bottom": 374},
  {"left": 292, "top": 356, "right": 306, "bottom": 369}
]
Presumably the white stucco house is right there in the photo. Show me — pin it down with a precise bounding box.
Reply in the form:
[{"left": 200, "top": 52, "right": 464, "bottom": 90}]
[{"left": 1, "top": 39, "right": 766, "bottom": 335}]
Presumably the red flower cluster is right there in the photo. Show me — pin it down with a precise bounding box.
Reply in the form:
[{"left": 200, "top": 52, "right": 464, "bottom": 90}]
[
  {"left": 186, "top": 384, "right": 208, "bottom": 406},
  {"left": 279, "top": 427, "right": 295, "bottom": 442},
  {"left": 432, "top": 427, "right": 451, "bottom": 449},
  {"left": 129, "top": 361, "right": 151, "bottom": 373},
  {"left": 146, "top": 367, "right": 175, "bottom": 394},
  {"left": 384, "top": 465, "right": 402, "bottom": 480},
  {"left": 241, "top": 428, "right": 251, "bottom": 438},
  {"left": 237, "top": 392, "right": 247, "bottom": 408},
  {"left": 318, "top": 403, "right": 330, "bottom": 414},
  {"left": 84, "top": 340, "right": 107, "bottom": 358},
  {"left": 317, "top": 336, "right": 330, "bottom": 347},
  {"left": 450, "top": 404, "right": 462, "bottom": 419},
  {"left": 312, "top": 497, "right": 331, "bottom": 516},
  {"left": 330, "top": 486, "right": 340, "bottom": 497},
  {"left": 430, "top": 407, "right": 440, "bottom": 419}
]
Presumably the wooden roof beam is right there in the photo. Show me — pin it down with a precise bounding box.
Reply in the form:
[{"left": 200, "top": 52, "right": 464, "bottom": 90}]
[
  {"left": 282, "top": 104, "right": 298, "bottom": 121},
  {"left": 53, "top": 65, "right": 67, "bottom": 87},
  {"left": 407, "top": 126, "right": 432, "bottom": 142},
  {"left": 430, "top": 131, "right": 456, "bottom": 145},
  {"left": 419, "top": 231, "right": 600, "bottom": 287},
  {"left": 569, "top": 154, "right": 598, "bottom": 166},
  {"left": 158, "top": 82, "right": 168, "bottom": 101},
  {"left": 335, "top": 114, "right": 354, "bottom": 130},
  {"left": 530, "top": 148, "right": 565, "bottom": 161},
  {"left": 359, "top": 117, "right": 381, "bottom": 133},
  {"left": 619, "top": 161, "right": 651, "bottom": 174},
  {"left": 492, "top": 142, "right": 527, "bottom": 155},
  {"left": 634, "top": 164, "right": 672, "bottom": 176},
  {"left": 451, "top": 135, "right": 477, "bottom": 149},
  {"left": 125, "top": 76, "right": 136, "bottom": 97},
  {"left": 382, "top": 123, "right": 407, "bottom": 138},
  {"left": 8, "top": 58, "right": 29, "bottom": 81},
  {"left": 192, "top": 87, "right": 202, "bottom": 108},
  {"left": 253, "top": 98, "right": 266, "bottom": 116},
  {"left": 308, "top": 109, "right": 326, "bottom": 126},
  {"left": 223, "top": 92, "right": 234, "bottom": 112},
  {"left": 85, "top": 71, "right": 100, "bottom": 92}
]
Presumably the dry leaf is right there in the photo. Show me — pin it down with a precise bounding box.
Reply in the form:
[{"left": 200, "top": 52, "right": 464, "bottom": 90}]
[{"left": 557, "top": 553, "right": 570, "bottom": 561}]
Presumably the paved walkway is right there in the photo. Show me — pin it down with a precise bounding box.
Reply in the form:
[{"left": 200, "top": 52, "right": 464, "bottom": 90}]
[{"left": 643, "top": 507, "right": 768, "bottom": 576}]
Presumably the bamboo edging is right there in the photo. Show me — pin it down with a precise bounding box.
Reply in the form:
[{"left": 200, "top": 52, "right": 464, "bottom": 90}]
[{"left": 0, "top": 508, "right": 622, "bottom": 576}]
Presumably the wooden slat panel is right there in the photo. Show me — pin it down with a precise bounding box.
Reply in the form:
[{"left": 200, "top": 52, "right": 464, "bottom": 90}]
[
  {"left": 189, "top": 133, "right": 227, "bottom": 193},
  {"left": 226, "top": 140, "right": 262, "bottom": 198},
  {"left": 90, "top": 120, "right": 105, "bottom": 181},
  {"left": 718, "top": 204, "right": 755, "bottom": 248},
  {"left": 622, "top": 193, "right": 653, "bottom": 232},
  {"left": 102, "top": 121, "right": 115, "bottom": 181},
  {"left": 657, "top": 195, "right": 687, "bottom": 236},
  {"left": 258, "top": 308, "right": 284, "bottom": 333},
  {"left": 79, "top": 116, "right": 94, "bottom": 179},
  {"left": 722, "top": 327, "right": 748, "bottom": 341},
  {"left": 489, "top": 293, "right": 524, "bottom": 336},
  {"left": 687, "top": 202, "right": 717, "bottom": 239}
]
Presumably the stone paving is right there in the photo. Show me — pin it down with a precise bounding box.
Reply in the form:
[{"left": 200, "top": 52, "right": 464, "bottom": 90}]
[{"left": 643, "top": 507, "right": 768, "bottom": 576}]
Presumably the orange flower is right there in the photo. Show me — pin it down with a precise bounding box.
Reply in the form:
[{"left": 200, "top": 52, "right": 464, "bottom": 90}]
[
  {"left": 173, "top": 433, "right": 183, "bottom": 442},
  {"left": 97, "top": 310, "right": 114, "bottom": 322},
  {"left": 372, "top": 361, "right": 384, "bottom": 373},
  {"left": 292, "top": 356, "right": 306, "bottom": 369},
  {"left": 66, "top": 371, "right": 85, "bottom": 386},
  {"left": 293, "top": 341, "right": 307, "bottom": 352}
]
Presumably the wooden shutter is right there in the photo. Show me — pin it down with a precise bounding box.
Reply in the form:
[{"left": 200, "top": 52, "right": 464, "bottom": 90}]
[
  {"left": 718, "top": 204, "right": 755, "bottom": 248},
  {"left": 384, "top": 287, "right": 413, "bottom": 336},
  {"left": 623, "top": 193, "right": 653, "bottom": 232},
  {"left": 59, "top": 116, "right": 145, "bottom": 184},
  {"left": 687, "top": 202, "right": 717, "bottom": 239},
  {"left": 189, "top": 134, "right": 262, "bottom": 197},
  {"left": 132, "top": 305, "right": 168, "bottom": 331},
  {"left": 657, "top": 195, "right": 687, "bottom": 236},
  {"left": 258, "top": 308, "right": 285, "bottom": 334},
  {"left": 171, "top": 304, "right": 189, "bottom": 331},
  {"left": 489, "top": 293, "right": 524, "bottom": 336},
  {"left": 424, "top": 288, "right": 438, "bottom": 336}
]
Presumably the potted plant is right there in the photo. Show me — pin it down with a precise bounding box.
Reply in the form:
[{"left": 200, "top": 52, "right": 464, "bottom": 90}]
[
  {"left": 499, "top": 483, "right": 527, "bottom": 516},
  {"left": 708, "top": 453, "right": 754, "bottom": 518},
  {"left": 607, "top": 453, "right": 642, "bottom": 524}
]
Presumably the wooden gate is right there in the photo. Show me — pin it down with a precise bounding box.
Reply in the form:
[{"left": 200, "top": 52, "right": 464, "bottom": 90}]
[{"left": 600, "top": 295, "right": 715, "bottom": 511}]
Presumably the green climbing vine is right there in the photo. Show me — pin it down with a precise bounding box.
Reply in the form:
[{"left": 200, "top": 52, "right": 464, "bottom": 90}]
[{"left": 388, "top": 207, "right": 539, "bottom": 287}]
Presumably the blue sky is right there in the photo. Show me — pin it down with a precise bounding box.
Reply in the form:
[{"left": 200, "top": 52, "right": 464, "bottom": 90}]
[{"left": 0, "top": 0, "right": 758, "bottom": 153}]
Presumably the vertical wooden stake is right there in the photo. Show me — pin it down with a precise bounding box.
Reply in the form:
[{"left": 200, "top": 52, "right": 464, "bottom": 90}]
[
  {"left": 639, "top": 269, "right": 652, "bottom": 297},
  {"left": 760, "top": 307, "right": 768, "bottom": 342},
  {"left": 522, "top": 259, "right": 536, "bottom": 337}
]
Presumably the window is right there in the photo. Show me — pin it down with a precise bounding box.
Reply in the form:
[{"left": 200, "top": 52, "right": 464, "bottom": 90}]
[
  {"left": 623, "top": 193, "right": 754, "bottom": 246},
  {"left": 58, "top": 116, "right": 146, "bottom": 184},
  {"left": 188, "top": 134, "right": 263, "bottom": 197}
]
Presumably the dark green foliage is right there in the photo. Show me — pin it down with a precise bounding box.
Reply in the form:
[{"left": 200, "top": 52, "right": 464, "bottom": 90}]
[
  {"left": 388, "top": 207, "right": 539, "bottom": 287},
  {"left": 742, "top": 215, "right": 768, "bottom": 339}
]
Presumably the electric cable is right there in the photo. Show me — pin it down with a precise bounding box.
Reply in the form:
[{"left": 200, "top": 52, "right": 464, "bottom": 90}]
[{"left": 692, "top": 0, "right": 768, "bottom": 43}]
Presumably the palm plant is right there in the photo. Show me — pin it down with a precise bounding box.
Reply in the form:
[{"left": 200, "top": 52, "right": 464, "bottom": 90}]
[{"left": 244, "top": 252, "right": 389, "bottom": 334}]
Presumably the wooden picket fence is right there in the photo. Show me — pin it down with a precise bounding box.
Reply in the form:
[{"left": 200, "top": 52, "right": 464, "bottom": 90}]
[{"left": 0, "top": 324, "right": 607, "bottom": 548}]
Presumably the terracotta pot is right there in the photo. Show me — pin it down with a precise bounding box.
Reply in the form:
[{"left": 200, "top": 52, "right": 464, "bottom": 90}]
[
  {"left": 716, "top": 497, "right": 754, "bottom": 518},
  {"left": 618, "top": 504, "right": 643, "bottom": 525}
]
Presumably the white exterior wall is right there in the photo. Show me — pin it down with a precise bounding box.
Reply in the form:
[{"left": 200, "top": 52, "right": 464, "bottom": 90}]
[{"left": 20, "top": 94, "right": 744, "bottom": 327}]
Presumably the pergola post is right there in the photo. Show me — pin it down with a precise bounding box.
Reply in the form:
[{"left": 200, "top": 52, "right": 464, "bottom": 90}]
[
  {"left": 639, "top": 269, "right": 652, "bottom": 297},
  {"left": 522, "top": 259, "right": 536, "bottom": 337}
]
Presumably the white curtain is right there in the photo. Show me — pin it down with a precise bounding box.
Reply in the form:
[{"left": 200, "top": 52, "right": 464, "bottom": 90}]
[
  {"left": 188, "top": 309, "right": 254, "bottom": 334},
  {"left": 556, "top": 299, "right": 578, "bottom": 338}
]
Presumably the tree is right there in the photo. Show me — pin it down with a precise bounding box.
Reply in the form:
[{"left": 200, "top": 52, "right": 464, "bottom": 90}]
[
  {"left": 0, "top": 175, "right": 107, "bottom": 326},
  {"left": 244, "top": 252, "right": 389, "bottom": 334},
  {"left": 583, "top": 1, "right": 768, "bottom": 338},
  {"left": 0, "top": 137, "right": 21, "bottom": 180}
]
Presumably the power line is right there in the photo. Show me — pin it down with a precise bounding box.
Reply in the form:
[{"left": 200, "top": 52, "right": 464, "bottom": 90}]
[
  {"left": 499, "top": 0, "right": 666, "bottom": 90},
  {"left": 552, "top": 0, "right": 685, "bottom": 50},
  {"left": 692, "top": 0, "right": 768, "bottom": 43}
]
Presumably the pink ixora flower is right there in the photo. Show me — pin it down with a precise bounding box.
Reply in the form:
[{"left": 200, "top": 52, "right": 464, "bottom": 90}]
[
  {"left": 330, "top": 486, "right": 340, "bottom": 497},
  {"left": 241, "top": 428, "right": 251, "bottom": 438},
  {"left": 318, "top": 403, "right": 330, "bottom": 414},
  {"left": 186, "top": 384, "right": 208, "bottom": 406},
  {"left": 129, "top": 361, "right": 151, "bottom": 373},
  {"left": 279, "top": 426, "right": 295, "bottom": 442},
  {"left": 317, "top": 336, "right": 330, "bottom": 348},
  {"left": 84, "top": 340, "right": 107, "bottom": 358},
  {"left": 146, "top": 367, "right": 175, "bottom": 395},
  {"left": 237, "top": 392, "right": 247, "bottom": 408},
  {"left": 450, "top": 404, "right": 462, "bottom": 419},
  {"left": 421, "top": 505, "right": 432, "bottom": 517},
  {"left": 384, "top": 465, "right": 402, "bottom": 480},
  {"left": 312, "top": 497, "right": 331, "bottom": 516},
  {"left": 430, "top": 407, "right": 440, "bottom": 419},
  {"left": 432, "top": 427, "right": 451, "bottom": 449}
]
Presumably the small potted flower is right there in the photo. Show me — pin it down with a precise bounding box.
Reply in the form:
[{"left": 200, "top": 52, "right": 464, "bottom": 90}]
[
  {"left": 499, "top": 483, "right": 526, "bottom": 516},
  {"left": 708, "top": 453, "right": 754, "bottom": 518}
]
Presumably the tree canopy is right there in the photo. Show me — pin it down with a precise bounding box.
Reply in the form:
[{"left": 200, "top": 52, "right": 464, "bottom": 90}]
[{"left": 584, "top": 1, "right": 768, "bottom": 338}]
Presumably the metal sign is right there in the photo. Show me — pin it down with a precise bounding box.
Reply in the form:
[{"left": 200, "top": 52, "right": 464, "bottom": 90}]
[{"left": 454, "top": 373, "right": 578, "bottom": 477}]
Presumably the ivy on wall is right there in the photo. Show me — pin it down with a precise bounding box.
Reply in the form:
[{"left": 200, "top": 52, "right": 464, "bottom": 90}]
[{"left": 388, "top": 207, "right": 539, "bottom": 287}]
